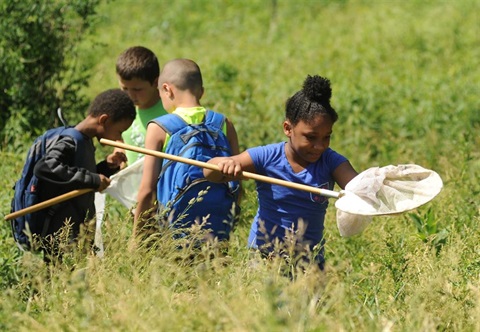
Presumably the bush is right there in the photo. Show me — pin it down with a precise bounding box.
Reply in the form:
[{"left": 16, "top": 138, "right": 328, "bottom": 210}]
[{"left": 0, "top": 0, "right": 101, "bottom": 151}]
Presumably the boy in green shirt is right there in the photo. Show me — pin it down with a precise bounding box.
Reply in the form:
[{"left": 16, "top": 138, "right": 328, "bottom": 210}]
[{"left": 116, "top": 46, "right": 167, "bottom": 163}]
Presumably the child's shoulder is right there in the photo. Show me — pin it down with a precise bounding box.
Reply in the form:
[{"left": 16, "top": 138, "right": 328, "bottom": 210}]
[
  {"left": 247, "top": 141, "right": 285, "bottom": 163},
  {"left": 248, "top": 141, "right": 285, "bottom": 152},
  {"left": 322, "top": 147, "right": 345, "bottom": 158},
  {"left": 319, "top": 147, "right": 348, "bottom": 168}
]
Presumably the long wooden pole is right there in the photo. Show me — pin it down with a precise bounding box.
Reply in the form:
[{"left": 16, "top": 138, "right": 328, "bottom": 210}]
[
  {"left": 4, "top": 188, "right": 92, "bottom": 221},
  {"left": 100, "top": 138, "right": 343, "bottom": 199}
]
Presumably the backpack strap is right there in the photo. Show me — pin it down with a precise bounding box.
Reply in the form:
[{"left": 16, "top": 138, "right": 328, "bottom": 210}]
[
  {"left": 151, "top": 111, "right": 226, "bottom": 146},
  {"left": 151, "top": 111, "right": 226, "bottom": 136},
  {"left": 178, "top": 110, "right": 225, "bottom": 143},
  {"left": 40, "top": 126, "right": 85, "bottom": 155},
  {"left": 61, "top": 127, "right": 85, "bottom": 144},
  {"left": 150, "top": 114, "right": 188, "bottom": 136},
  {"left": 60, "top": 127, "right": 87, "bottom": 163},
  {"left": 204, "top": 110, "right": 226, "bottom": 133}
]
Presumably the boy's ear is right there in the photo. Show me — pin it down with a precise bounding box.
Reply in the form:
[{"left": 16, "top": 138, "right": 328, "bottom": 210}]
[
  {"left": 98, "top": 114, "right": 109, "bottom": 125},
  {"left": 162, "top": 83, "right": 173, "bottom": 99}
]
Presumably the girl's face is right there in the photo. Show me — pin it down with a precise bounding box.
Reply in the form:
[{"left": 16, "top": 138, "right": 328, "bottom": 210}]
[{"left": 283, "top": 115, "right": 333, "bottom": 167}]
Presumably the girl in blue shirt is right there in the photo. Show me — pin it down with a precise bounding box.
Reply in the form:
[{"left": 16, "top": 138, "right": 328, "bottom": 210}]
[{"left": 205, "top": 75, "right": 358, "bottom": 270}]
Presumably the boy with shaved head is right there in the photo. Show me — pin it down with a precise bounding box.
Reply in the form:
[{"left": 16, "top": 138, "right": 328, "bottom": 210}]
[{"left": 134, "top": 59, "right": 240, "bottom": 242}]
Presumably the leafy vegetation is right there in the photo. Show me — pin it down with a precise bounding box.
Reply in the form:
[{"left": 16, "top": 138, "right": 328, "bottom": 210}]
[
  {"left": 1, "top": 0, "right": 480, "bottom": 330},
  {"left": 0, "top": 0, "right": 101, "bottom": 151}
]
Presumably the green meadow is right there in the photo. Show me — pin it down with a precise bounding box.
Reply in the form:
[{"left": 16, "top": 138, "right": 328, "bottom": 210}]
[{"left": 1, "top": 0, "right": 480, "bottom": 330}]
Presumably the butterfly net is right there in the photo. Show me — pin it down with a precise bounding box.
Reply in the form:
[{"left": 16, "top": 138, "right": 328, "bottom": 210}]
[{"left": 335, "top": 164, "right": 443, "bottom": 237}]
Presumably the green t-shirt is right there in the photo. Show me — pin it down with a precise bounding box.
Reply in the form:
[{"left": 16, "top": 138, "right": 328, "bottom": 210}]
[{"left": 122, "top": 101, "right": 167, "bottom": 163}]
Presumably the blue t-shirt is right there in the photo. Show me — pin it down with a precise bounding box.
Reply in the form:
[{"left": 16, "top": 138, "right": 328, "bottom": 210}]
[{"left": 247, "top": 142, "right": 347, "bottom": 263}]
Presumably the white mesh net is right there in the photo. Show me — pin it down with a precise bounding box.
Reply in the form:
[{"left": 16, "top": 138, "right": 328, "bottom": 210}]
[
  {"left": 104, "top": 157, "right": 144, "bottom": 210},
  {"left": 336, "top": 210, "right": 372, "bottom": 237},
  {"left": 335, "top": 164, "right": 443, "bottom": 236}
]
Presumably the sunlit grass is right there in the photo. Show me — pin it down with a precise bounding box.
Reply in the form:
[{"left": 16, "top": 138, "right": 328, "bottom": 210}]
[{"left": 1, "top": 0, "right": 480, "bottom": 330}]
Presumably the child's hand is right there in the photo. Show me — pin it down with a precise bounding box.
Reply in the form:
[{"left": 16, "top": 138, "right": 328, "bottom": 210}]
[
  {"left": 97, "top": 174, "right": 111, "bottom": 192},
  {"left": 106, "top": 151, "right": 128, "bottom": 169},
  {"left": 204, "top": 157, "right": 242, "bottom": 182},
  {"left": 216, "top": 157, "right": 243, "bottom": 178}
]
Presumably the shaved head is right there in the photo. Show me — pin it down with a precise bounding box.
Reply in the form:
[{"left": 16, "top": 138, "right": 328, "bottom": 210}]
[{"left": 159, "top": 59, "right": 203, "bottom": 98}]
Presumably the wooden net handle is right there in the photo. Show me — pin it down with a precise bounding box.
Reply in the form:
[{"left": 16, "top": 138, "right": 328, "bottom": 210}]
[{"left": 100, "top": 138, "right": 342, "bottom": 199}]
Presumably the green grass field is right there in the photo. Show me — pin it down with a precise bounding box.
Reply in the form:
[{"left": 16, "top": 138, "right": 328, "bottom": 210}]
[{"left": 1, "top": 0, "right": 480, "bottom": 330}]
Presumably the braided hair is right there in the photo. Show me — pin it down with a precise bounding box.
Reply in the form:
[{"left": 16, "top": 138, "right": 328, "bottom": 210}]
[{"left": 285, "top": 75, "right": 338, "bottom": 125}]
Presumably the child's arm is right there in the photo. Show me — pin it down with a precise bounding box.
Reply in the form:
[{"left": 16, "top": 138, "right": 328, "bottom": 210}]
[
  {"left": 204, "top": 151, "right": 255, "bottom": 183},
  {"left": 111, "top": 141, "right": 128, "bottom": 169},
  {"left": 225, "top": 118, "right": 240, "bottom": 155},
  {"left": 224, "top": 117, "right": 244, "bottom": 200},
  {"left": 33, "top": 136, "right": 110, "bottom": 192},
  {"left": 134, "top": 122, "right": 165, "bottom": 233},
  {"left": 332, "top": 160, "right": 358, "bottom": 189},
  {"left": 98, "top": 150, "right": 128, "bottom": 174}
]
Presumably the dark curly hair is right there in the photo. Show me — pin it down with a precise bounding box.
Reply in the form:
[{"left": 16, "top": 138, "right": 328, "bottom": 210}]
[
  {"left": 116, "top": 46, "right": 159, "bottom": 84},
  {"left": 285, "top": 75, "right": 338, "bottom": 125},
  {"left": 88, "top": 89, "right": 136, "bottom": 122}
]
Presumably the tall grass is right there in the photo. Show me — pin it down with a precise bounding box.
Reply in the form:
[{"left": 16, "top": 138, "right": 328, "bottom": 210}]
[{"left": 1, "top": 0, "right": 479, "bottom": 330}]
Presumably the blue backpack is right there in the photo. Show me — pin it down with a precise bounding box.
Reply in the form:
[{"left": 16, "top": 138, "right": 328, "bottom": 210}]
[
  {"left": 10, "top": 126, "right": 85, "bottom": 250},
  {"left": 152, "top": 110, "right": 240, "bottom": 240}
]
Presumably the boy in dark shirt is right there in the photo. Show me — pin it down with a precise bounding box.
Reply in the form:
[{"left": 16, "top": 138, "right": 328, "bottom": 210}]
[{"left": 33, "top": 89, "right": 135, "bottom": 261}]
